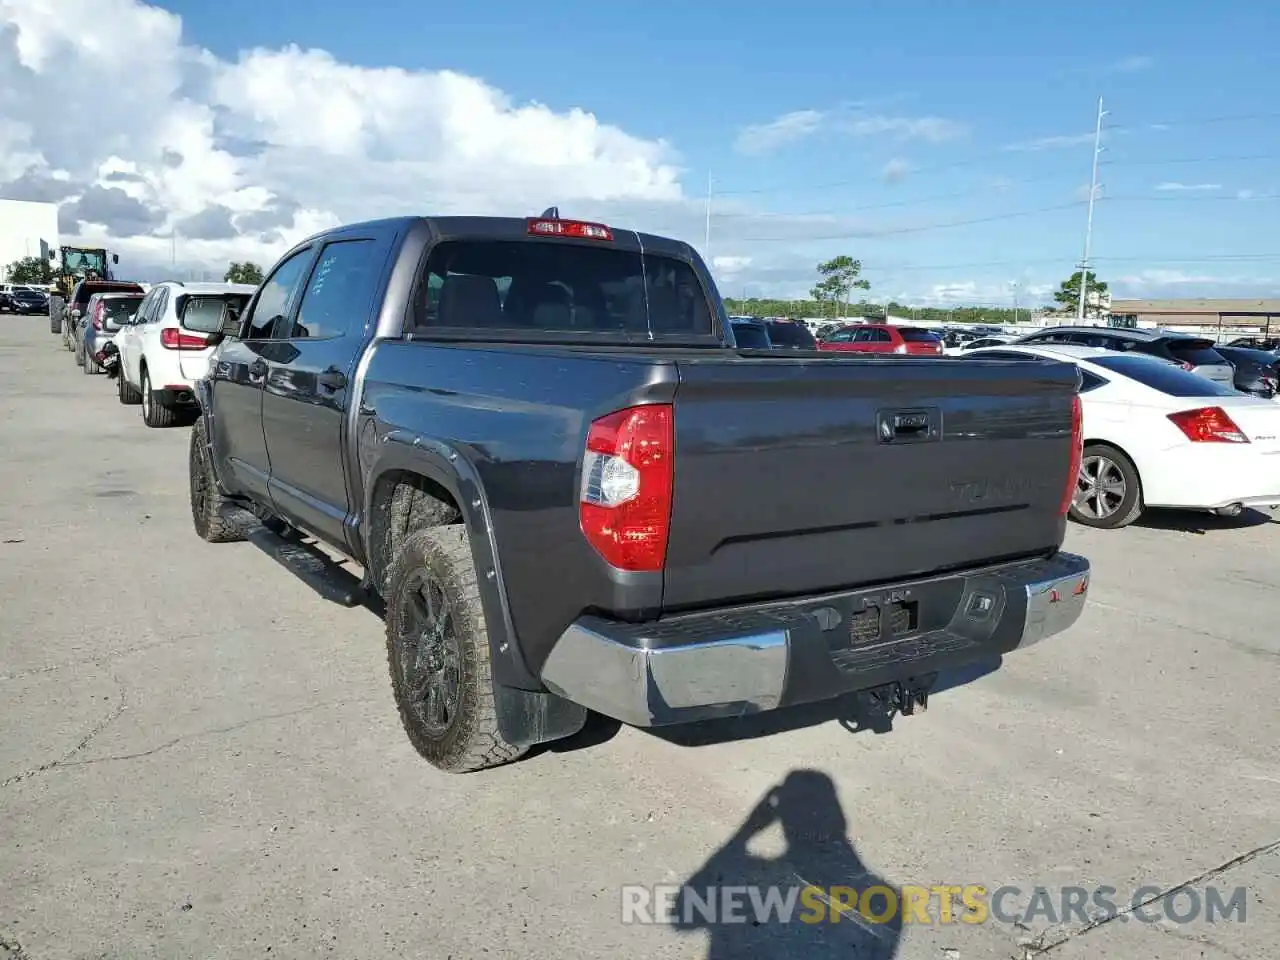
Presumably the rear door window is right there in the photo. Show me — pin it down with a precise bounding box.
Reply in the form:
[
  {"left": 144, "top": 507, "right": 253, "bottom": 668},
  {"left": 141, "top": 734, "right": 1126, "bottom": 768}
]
[
  {"left": 416, "top": 240, "right": 714, "bottom": 338},
  {"left": 1090, "top": 355, "right": 1239, "bottom": 396}
]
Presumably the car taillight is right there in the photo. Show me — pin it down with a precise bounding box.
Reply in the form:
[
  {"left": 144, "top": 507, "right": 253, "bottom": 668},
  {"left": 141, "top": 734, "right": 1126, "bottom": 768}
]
[
  {"left": 893, "top": 343, "right": 907, "bottom": 354},
  {"left": 528, "top": 218, "right": 613, "bottom": 241},
  {"left": 1179, "top": 361, "right": 1195, "bottom": 371},
  {"left": 579, "top": 404, "right": 674, "bottom": 572},
  {"left": 160, "top": 327, "right": 209, "bottom": 350},
  {"left": 1059, "top": 394, "right": 1083, "bottom": 516},
  {"left": 1167, "top": 406, "right": 1249, "bottom": 443},
  {"left": 92, "top": 301, "right": 105, "bottom": 330}
]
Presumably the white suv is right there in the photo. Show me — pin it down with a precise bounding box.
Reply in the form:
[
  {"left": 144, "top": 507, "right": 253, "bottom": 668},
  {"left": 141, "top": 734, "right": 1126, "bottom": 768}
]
[{"left": 115, "top": 281, "right": 257, "bottom": 427}]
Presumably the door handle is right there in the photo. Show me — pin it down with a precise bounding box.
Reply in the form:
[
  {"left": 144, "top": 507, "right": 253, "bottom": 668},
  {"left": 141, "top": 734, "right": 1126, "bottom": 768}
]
[
  {"left": 317, "top": 367, "right": 347, "bottom": 391},
  {"left": 249, "top": 358, "right": 268, "bottom": 378}
]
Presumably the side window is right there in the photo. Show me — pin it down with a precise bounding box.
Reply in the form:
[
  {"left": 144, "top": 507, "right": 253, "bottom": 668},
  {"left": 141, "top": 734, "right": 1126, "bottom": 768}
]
[
  {"left": 243, "top": 248, "right": 314, "bottom": 340},
  {"left": 1080, "top": 370, "right": 1108, "bottom": 392},
  {"left": 131, "top": 290, "right": 153, "bottom": 324},
  {"left": 286, "top": 240, "right": 382, "bottom": 340},
  {"left": 151, "top": 288, "right": 169, "bottom": 323},
  {"left": 868, "top": 328, "right": 892, "bottom": 342},
  {"left": 829, "top": 329, "right": 855, "bottom": 342}
]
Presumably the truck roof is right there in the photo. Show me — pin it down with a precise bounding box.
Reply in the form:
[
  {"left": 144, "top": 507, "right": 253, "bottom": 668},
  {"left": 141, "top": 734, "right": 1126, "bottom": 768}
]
[{"left": 297, "top": 215, "right": 697, "bottom": 260}]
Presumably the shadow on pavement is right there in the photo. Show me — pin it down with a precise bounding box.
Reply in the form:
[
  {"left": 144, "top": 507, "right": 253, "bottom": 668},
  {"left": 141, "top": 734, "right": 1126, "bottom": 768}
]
[
  {"left": 1135, "top": 507, "right": 1275, "bottom": 534},
  {"left": 672, "top": 769, "right": 901, "bottom": 959},
  {"left": 645, "top": 655, "right": 1002, "bottom": 748}
]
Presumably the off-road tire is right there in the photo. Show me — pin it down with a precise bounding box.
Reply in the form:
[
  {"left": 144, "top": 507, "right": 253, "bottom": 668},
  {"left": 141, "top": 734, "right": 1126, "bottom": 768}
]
[
  {"left": 1070, "top": 442, "right": 1144, "bottom": 529},
  {"left": 189, "top": 419, "right": 245, "bottom": 543},
  {"left": 380, "top": 479, "right": 464, "bottom": 592},
  {"left": 384, "top": 526, "right": 526, "bottom": 773},
  {"left": 118, "top": 366, "right": 142, "bottom": 404},
  {"left": 141, "top": 368, "right": 179, "bottom": 428}
]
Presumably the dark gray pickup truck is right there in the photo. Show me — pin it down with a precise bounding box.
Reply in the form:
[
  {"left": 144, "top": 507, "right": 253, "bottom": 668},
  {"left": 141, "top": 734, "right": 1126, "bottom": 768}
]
[{"left": 188, "top": 213, "right": 1090, "bottom": 772}]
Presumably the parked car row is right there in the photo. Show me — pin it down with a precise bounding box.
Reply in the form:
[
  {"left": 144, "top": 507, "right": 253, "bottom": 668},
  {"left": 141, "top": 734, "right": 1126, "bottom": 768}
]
[
  {"left": 51, "top": 278, "right": 256, "bottom": 428},
  {"left": 1, "top": 283, "right": 49, "bottom": 315},
  {"left": 964, "top": 342, "right": 1280, "bottom": 529}
]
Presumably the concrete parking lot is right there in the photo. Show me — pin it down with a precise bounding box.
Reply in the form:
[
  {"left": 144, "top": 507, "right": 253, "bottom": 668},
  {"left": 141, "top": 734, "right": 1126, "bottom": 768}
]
[{"left": 1, "top": 318, "right": 1276, "bottom": 960}]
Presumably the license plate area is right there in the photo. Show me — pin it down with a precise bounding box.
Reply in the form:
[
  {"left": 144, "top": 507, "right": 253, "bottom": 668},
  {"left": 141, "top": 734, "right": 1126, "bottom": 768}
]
[{"left": 832, "top": 598, "right": 920, "bottom": 651}]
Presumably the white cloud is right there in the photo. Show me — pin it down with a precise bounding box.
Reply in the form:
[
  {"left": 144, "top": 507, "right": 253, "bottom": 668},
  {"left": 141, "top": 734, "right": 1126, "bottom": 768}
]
[
  {"left": 734, "top": 107, "right": 965, "bottom": 155},
  {"left": 0, "top": 0, "right": 684, "bottom": 273},
  {"left": 1113, "top": 55, "right": 1154, "bottom": 73},
  {"left": 1155, "top": 182, "right": 1222, "bottom": 192},
  {"left": 733, "top": 110, "right": 826, "bottom": 154},
  {"left": 711, "top": 255, "right": 752, "bottom": 274},
  {"left": 881, "top": 158, "right": 913, "bottom": 183},
  {"left": 1112, "top": 269, "right": 1277, "bottom": 298},
  {"left": 841, "top": 115, "right": 966, "bottom": 142},
  {"left": 1005, "top": 133, "right": 1095, "bottom": 152}
]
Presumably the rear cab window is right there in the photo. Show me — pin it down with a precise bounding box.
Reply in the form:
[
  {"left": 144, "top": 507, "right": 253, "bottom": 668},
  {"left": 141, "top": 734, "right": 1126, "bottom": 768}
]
[
  {"left": 1090, "top": 355, "right": 1239, "bottom": 397},
  {"left": 414, "top": 238, "right": 715, "bottom": 341}
]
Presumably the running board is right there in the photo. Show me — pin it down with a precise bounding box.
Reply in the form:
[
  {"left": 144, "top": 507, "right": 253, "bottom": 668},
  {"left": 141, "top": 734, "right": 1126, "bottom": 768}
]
[{"left": 236, "top": 512, "right": 366, "bottom": 607}]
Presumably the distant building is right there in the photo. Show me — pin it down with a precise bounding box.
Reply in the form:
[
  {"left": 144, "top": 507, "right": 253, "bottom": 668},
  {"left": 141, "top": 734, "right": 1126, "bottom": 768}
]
[
  {"left": 0, "top": 198, "right": 59, "bottom": 280},
  {"left": 1109, "top": 298, "right": 1280, "bottom": 336}
]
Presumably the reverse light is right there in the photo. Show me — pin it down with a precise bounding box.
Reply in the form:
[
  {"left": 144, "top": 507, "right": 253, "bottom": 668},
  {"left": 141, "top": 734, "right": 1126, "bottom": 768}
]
[
  {"left": 1167, "top": 406, "right": 1249, "bottom": 443},
  {"left": 893, "top": 343, "right": 908, "bottom": 354},
  {"left": 527, "top": 218, "right": 613, "bottom": 241},
  {"left": 160, "top": 327, "right": 209, "bottom": 350},
  {"left": 579, "top": 404, "right": 674, "bottom": 572},
  {"left": 1058, "top": 394, "right": 1083, "bottom": 516}
]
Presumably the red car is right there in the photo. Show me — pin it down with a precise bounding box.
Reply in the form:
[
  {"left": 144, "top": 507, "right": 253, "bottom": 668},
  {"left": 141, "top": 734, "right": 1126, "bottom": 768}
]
[{"left": 817, "top": 324, "right": 945, "bottom": 356}]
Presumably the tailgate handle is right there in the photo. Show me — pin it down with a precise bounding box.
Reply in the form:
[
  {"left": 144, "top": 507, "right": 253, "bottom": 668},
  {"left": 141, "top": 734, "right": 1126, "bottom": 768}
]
[{"left": 878, "top": 408, "right": 939, "bottom": 443}]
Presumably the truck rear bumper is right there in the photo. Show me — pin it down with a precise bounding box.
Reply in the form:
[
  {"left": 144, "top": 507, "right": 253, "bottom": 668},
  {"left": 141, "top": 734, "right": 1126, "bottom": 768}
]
[{"left": 539, "top": 551, "right": 1090, "bottom": 728}]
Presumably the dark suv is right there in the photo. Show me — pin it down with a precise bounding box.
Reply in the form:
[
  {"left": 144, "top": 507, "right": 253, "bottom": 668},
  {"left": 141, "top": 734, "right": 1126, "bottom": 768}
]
[{"left": 1014, "top": 326, "right": 1234, "bottom": 386}]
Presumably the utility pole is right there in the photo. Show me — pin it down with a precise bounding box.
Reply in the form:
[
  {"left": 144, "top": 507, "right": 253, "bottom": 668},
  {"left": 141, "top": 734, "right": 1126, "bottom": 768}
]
[
  {"left": 1011, "top": 280, "right": 1020, "bottom": 325},
  {"left": 1077, "top": 96, "right": 1106, "bottom": 325}
]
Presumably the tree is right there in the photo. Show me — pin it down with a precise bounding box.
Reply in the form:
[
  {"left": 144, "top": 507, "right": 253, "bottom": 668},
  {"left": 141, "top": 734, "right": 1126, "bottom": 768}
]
[
  {"left": 4, "top": 256, "right": 54, "bottom": 285},
  {"left": 224, "top": 261, "right": 264, "bottom": 285},
  {"left": 1052, "top": 270, "right": 1109, "bottom": 319},
  {"left": 810, "top": 255, "right": 871, "bottom": 318}
]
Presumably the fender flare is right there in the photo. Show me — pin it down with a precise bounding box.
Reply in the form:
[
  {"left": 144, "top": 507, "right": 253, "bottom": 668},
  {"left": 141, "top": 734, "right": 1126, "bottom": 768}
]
[
  {"left": 191, "top": 379, "right": 235, "bottom": 497},
  {"left": 362, "top": 431, "right": 539, "bottom": 691}
]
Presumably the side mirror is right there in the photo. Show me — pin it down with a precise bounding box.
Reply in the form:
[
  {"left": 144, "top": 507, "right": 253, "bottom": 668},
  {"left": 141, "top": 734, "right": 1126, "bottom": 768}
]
[{"left": 112, "top": 254, "right": 119, "bottom": 264}]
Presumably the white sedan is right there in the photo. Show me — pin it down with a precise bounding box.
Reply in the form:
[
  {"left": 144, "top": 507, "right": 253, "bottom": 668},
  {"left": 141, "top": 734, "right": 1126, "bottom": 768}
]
[{"left": 965, "top": 343, "right": 1280, "bottom": 528}]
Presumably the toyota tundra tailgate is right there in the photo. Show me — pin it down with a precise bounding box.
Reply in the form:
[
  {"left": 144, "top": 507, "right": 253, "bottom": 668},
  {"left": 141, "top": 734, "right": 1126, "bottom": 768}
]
[{"left": 662, "top": 354, "right": 1080, "bottom": 610}]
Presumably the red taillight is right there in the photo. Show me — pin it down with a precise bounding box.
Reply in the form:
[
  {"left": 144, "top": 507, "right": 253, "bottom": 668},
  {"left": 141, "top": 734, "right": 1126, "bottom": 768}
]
[
  {"left": 160, "top": 327, "right": 209, "bottom": 350},
  {"left": 527, "top": 218, "right": 613, "bottom": 241},
  {"left": 92, "top": 301, "right": 105, "bottom": 330},
  {"left": 1179, "top": 361, "right": 1195, "bottom": 371},
  {"left": 893, "top": 343, "right": 907, "bottom": 354},
  {"left": 579, "top": 404, "right": 674, "bottom": 572},
  {"left": 1059, "top": 394, "right": 1083, "bottom": 516},
  {"left": 1167, "top": 406, "right": 1249, "bottom": 443}
]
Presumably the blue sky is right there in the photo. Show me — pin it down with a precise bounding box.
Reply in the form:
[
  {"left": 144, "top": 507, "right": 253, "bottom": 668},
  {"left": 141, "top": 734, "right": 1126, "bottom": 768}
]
[{"left": 16, "top": 0, "right": 1280, "bottom": 305}]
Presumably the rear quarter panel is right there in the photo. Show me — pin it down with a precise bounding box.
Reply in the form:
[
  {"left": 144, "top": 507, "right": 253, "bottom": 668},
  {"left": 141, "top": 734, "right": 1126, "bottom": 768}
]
[{"left": 358, "top": 341, "right": 680, "bottom": 678}]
